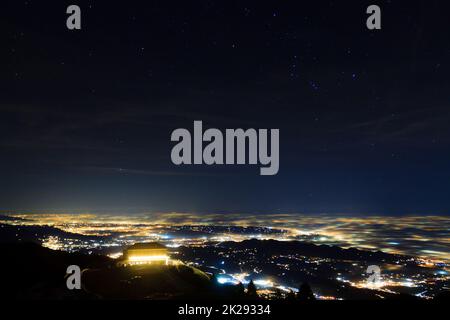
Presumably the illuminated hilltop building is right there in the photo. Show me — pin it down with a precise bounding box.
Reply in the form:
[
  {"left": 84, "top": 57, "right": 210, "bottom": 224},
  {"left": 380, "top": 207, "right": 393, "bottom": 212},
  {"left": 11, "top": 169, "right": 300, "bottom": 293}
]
[{"left": 123, "top": 242, "right": 171, "bottom": 266}]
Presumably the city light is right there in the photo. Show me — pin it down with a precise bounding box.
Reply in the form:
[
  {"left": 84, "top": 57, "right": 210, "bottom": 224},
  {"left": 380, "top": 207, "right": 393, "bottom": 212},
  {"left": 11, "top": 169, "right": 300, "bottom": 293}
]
[{"left": 2, "top": 212, "right": 449, "bottom": 300}]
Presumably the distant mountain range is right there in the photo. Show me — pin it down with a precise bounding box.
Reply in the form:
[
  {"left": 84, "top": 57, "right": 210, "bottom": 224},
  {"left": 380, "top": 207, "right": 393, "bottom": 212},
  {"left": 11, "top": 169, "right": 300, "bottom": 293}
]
[
  {"left": 219, "top": 238, "right": 405, "bottom": 263},
  {"left": 0, "top": 223, "right": 110, "bottom": 243}
]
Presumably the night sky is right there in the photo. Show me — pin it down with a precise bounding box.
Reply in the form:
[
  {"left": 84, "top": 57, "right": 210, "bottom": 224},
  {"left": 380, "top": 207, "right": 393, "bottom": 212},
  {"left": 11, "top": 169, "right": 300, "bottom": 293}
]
[{"left": 1, "top": 1, "right": 450, "bottom": 214}]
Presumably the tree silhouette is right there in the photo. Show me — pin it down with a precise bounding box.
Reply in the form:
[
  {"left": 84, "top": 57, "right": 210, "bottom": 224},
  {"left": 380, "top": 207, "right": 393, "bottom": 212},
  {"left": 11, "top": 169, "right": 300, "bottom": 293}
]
[
  {"left": 296, "top": 282, "right": 316, "bottom": 301},
  {"left": 236, "top": 282, "right": 245, "bottom": 296},
  {"left": 286, "top": 289, "right": 296, "bottom": 301},
  {"left": 246, "top": 280, "right": 258, "bottom": 298}
]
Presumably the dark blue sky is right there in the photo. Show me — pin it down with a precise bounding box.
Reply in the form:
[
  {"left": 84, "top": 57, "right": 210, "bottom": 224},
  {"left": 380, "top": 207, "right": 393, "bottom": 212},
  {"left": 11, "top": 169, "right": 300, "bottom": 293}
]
[{"left": 1, "top": 1, "right": 450, "bottom": 214}]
